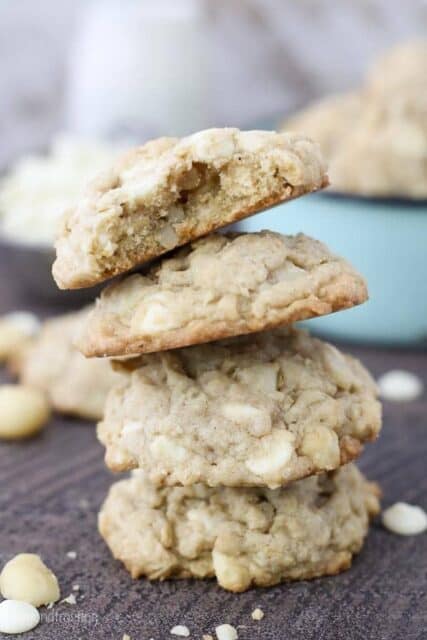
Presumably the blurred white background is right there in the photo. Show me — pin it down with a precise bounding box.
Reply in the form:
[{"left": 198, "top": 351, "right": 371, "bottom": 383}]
[{"left": 0, "top": 0, "right": 426, "bottom": 167}]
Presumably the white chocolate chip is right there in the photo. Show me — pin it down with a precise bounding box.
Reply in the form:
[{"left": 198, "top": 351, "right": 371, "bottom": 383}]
[
  {"left": 122, "top": 421, "right": 142, "bottom": 436},
  {"left": 215, "top": 623, "right": 238, "bottom": 640},
  {"left": 221, "top": 402, "right": 271, "bottom": 437},
  {"left": 251, "top": 608, "right": 264, "bottom": 621},
  {"left": 382, "top": 502, "right": 427, "bottom": 535},
  {"left": 245, "top": 431, "right": 294, "bottom": 478},
  {"left": 0, "top": 553, "right": 60, "bottom": 607},
  {"left": 377, "top": 370, "right": 424, "bottom": 402},
  {"left": 300, "top": 426, "right": 340, "bottom": 469},
  {"left": 203, "top": 635, "right": 214, "bottom": 640},
  {"left": 132, "top": 294, "right": 178, "bottom": 334},
  {"left": 150, "top": 435, "right": 188, "bottom": 462},
  {"left": 0, "top": 599, "right": 40, "bottom": 634},
  {"left": 170, "top": 625, "right": 190, "bottom": 637},
  {"left": 0, "top": 385, "right": 50, "bottom": 440}
]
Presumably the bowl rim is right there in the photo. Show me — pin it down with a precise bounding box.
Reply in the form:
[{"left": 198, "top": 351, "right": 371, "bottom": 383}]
[{"left": 318, "top": 190, "right": 427, "bottom": 208}]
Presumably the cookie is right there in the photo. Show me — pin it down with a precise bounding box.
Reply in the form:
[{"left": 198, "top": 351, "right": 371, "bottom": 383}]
[
  {"left": 98, "top": 464, "right": 380, "bottom": 592},
  {"left": 77, "top": 232, "right": 367, "bottom": 357},
  {"left": 98, "top": 328, "right": 381, "bottom": 487},
  {"left": 15, "top": 310, "right": 123, "bottom": 421},
  {"left": 330, "top": 94, "right": 427, "bottom": 198},
  {"left": 283, "top": 92, "right": 362, "bottom": 159},
  {"left": 52, "top": 128, "right": 328, "bottom": 289},
  {"left": 282, "top": 42, "right": 427, "bottom": 199}
]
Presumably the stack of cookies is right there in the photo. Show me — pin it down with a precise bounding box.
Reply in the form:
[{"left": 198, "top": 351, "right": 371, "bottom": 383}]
[{"left": 52, "top": 128, "right": 381, "bottom": 592}]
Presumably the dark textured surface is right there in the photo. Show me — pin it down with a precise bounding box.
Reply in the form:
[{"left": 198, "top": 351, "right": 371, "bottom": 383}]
[{"left": 0, "top": 272, "right": 426, "bottom": 640}]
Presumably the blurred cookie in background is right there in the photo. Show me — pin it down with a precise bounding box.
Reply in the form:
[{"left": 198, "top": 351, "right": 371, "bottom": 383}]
[
  {"left": 11, "top": 308, "right": 123, "bottom": 421},
  {"left": 282, "top": 40, "right": 427, "bottom": 199}
]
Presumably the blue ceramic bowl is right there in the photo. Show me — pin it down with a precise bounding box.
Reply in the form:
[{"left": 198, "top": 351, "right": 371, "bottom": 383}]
[{"left": 239, "top": 192, "right": 427, "bottom": 347}]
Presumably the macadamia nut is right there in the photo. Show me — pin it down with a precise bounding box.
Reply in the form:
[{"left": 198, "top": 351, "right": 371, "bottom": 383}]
[
  {"left": 0, "top": 553, "right": 60, "bottom": 606},
  {"left": 0, "top": 385, "right": 50, "bottom": 440},
  {"left": 0, "top": 312, "right": 39, "bottom": 363}
]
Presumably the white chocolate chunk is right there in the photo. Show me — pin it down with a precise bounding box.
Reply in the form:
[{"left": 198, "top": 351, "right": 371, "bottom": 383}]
[
  {"left": 382, "top": 502, "right": 427, "bottom": 535},
  {"left": 150, "top": 435, "right": 188, "bottom": 462},
  {"left": 0, "top": 385, "right": 50, "bottom": 440},
  {"left": 132, "top": 295, "right": 178, "bottom": 334},
  {"left": 215, "top": 623, "right": 238, "bottom": 640},
  {"left": 212, "top": 551, "right": 251, "bottom": 592},
  {"left": 221, "top": 403, "right": 271, "bottom": 437},
  {"left": 245, "top": 431, "right": 294, "bottom": 478},
  {"left": 122, "top": 421, "right": 142, "bottom": 436},
  {"left": 235, "top": 364, "right": 279, "bottom": 394},
  {"left": 300, "top": 426, "right": 340, "bottom": 469},
  {"left": 0, "top": 553, "right": 60, "bottom": 606},
  {"left": 377, "top": 370, "right": 424, "bottom": 402},
  {"left": 170, "top": 625, "right": 190, "bottom": 637},
  {"left": 0, "top": 599, "right": 40, "bottom": 634}
]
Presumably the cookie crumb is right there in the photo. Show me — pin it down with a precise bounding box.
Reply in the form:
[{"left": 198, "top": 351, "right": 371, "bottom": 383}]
[
  {"left": 202, "top": 635, "right": 214, "bottom": 640},
  {"left": 61, "top": 593, "right": 77, "bottom": 605},
  {"left": 382, "top": 502, "right": 427, "bottom": 535},
  {"left": 170, "top": 625, "right": 190, "bottom": 637},
  {"left": 66, "top": 550, "right": 77, "bottom": 559},
  {"left": 72, "top": 584, "right": 80, "bottom": 591},
  {"left": 251, "top": 607, "right": 264, "bottom": 621},
  {"left": 377, "top": 370, "right": 424, "bottom": 402},
  {"left": 215, "top": 624, "right": 238, "bottom": 640},
  {"left": 123, "top": 635, "right": 131, "bottom": 640}
]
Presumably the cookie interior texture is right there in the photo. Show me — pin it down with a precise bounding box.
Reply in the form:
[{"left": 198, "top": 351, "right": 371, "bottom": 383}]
[
  {"left": 98, "top": 327, "right": 381, "bottom": 488},
  {"left": 15, "top": 309, "right": 122, "bottom": 420},
  {"left": 52, "top": 128, "right": 328, "bottom": 289},
  {"left": 77, "top": 231, "right": 367, "bottom": 358},
  {"left": 98, "top": 464, "right": 380, "bottom": 592}
]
